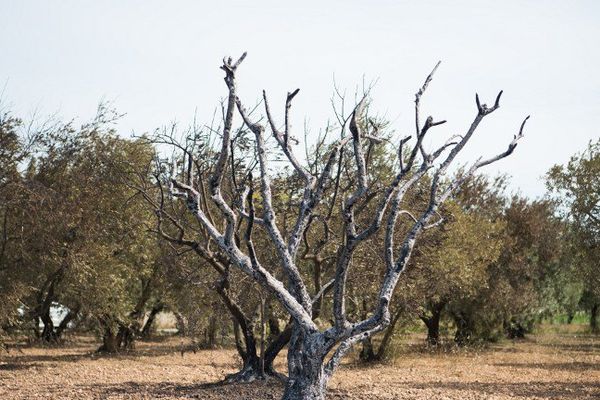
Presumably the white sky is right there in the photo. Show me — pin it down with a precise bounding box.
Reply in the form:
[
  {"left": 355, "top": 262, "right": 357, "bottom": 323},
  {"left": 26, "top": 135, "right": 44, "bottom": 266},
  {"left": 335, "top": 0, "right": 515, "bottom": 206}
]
[{"left": 1, "top": 0, "right": 599, "bottom": 198}]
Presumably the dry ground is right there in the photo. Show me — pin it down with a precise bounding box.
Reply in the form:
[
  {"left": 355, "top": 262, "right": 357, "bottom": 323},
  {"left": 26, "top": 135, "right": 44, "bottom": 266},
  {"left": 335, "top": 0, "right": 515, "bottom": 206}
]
[{"left": 1, "top": 326, "right": 599, "bottom": 399}]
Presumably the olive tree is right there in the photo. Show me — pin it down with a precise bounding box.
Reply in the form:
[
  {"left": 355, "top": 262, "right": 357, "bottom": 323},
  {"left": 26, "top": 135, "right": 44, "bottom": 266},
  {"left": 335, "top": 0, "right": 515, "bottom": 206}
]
[
  {"left": 162, "top": 53, "right": 528, "bottom": 399},
  {"left": 547, "top": 139, "right": 600, "bottom": 332}
]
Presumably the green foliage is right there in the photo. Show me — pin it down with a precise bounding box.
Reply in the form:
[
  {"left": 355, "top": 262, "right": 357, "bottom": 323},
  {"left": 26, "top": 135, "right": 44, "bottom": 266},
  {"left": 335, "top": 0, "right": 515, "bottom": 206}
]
[{"left": 547, "top": 139, "right": 600, "bottom": 331}]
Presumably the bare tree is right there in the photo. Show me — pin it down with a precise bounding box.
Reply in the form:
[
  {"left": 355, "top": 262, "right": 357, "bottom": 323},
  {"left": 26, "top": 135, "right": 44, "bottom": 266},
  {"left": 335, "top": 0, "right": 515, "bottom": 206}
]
[{"left": 163, "top": 53, "right": 528, "bottom": 399}]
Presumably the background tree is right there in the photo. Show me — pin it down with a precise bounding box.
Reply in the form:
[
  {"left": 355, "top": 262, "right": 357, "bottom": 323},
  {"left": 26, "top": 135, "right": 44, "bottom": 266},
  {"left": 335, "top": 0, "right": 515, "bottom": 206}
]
[
  {"left": 413, "top": 200, "right": 504, "bottom": 345},
  {"left": 0, "top": 108, "right": 30, "bottom": 348},
  {"left": 1, "top": 105, "right": 170, "bottom": 348},
  {"left": 547, "top": 139, "right": 600, "bottom": 332},
  {"left": 446, "top": 196, "right": 564, "bottom": 343}
]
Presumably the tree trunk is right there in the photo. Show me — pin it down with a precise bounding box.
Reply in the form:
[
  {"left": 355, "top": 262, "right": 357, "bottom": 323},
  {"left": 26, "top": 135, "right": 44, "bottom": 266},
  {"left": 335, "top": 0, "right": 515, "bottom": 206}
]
[
  {"left": 505, "top": 319, "right": 527, "bottom": 339},
  {"left": 34, "top": 269, "right": 64, "bottom": 343},
  {"left": 40, "top": 309, "right": 57, "bottom": 343},
  {"left": 224, "top": 318, "right": 264, "bottom": 383},
  {"left": 205, "top": 315, "right": 218, "bottom": 348},
  {"left": 282, "top": 329, "right": 327, "bottom": 400},
  {"left": 359, "top": 299, "right": 377, "bottom": 362},
  {"left": 359, "top": 336, "right": 376, "bottom": 362},
  {"left": 420, "top": 302, "right": 445, "bottom": 346},
  {"left": 56, "top": 305, "right": 80, "bottom": 338},
  {"left": 117, "top": 325, "right": 136, "bottom": 350},
  {"left": 32, "top": 316, "right": 41, "bottom": 339},
  {"left": 591, "top": 303, "right": 599, "bottom": 333},
  {"left": 375, "top": 307, "right": 404, "bottom": 360},
  {"left": 264, "top": 324, "right": 291, "bottom": 375},
  {"left": 141, "top": 303, "right": 164, "bottom": 338},
  {"left": 98, "top": 325, "right": 119, "bottom": 353},
  {"left": 226, "top": 348, "right": 263, "bottom": 382},
  {"left": 174, "top": 312, "right": 187, "bottom": 336},
  {"left": 453, "top": 312, "right": 472, "bottom": 346},
  {"left": 216, "top": 284, "right": 286, "bottom": 382}
]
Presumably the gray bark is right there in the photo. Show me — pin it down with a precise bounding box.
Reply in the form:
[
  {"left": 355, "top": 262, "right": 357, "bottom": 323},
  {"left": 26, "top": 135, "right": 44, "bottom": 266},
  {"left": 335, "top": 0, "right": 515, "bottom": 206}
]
[{"left": 160, "top": 53, "right": 528, "bottom": 399}]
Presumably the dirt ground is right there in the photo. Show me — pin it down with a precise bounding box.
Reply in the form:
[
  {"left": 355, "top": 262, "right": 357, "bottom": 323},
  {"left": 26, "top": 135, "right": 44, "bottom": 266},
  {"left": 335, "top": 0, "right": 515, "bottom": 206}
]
[{"left": 1, "top": 327, "right": 599, "bottom": 399}]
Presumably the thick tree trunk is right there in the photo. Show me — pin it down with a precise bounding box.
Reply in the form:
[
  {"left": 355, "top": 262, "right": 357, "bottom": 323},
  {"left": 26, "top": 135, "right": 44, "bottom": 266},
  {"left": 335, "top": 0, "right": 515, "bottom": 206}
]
[
  {"left": 282, "top": 330, "right": 327, "bottom": 400},
  {"left": 36, "top": 304, "right": 79, "bottom": 343},
  {"left": 591, "top": 303, "right": 599, "bottom": 333},
  {"left": 425, "top": 315, "right": 441, "bottom": 345},
  {"left": 98, "top": 326, "right": 120, "bottom": 353},
  {"left": 420, "top": 302, "right": 445, "bottom": 346},
  {"left": 97, "top": 317, "right": 134, "bottom": 353}
]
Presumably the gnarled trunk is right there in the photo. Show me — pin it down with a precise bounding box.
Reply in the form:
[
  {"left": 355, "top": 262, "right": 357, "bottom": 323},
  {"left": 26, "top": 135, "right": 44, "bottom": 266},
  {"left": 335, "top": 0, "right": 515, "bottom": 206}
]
[{"left": 282, "top": 330, "right": 327, "bottom": 400}]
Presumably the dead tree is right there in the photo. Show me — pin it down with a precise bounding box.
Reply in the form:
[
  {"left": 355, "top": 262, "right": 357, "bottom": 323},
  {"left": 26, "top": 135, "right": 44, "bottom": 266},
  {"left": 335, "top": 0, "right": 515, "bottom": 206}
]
[{"left": 164, "top": 53, "right": 528, "bottom": 399}]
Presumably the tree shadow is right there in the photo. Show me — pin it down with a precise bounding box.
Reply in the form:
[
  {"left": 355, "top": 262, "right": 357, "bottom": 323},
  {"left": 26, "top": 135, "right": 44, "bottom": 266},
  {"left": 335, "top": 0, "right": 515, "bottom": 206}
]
[
  {"left": 0, "top": 341, "right": 205, "bottom": 365},
  {"left": 0, "top": 362, "right": 47, "bottom": 371},
  {"left": 72, "top": 378, "right": 600, "bottom": 399},
  {"left": 78, "top": 379, "right": 285, "bottom": 399},
  {"left": 2, "top": 352, "right": 90, "bottom": 364},
  {"left": 494, "top": 361, "right": 600, "bottom": 371},
  {"left": 542, "top": 342, "right": 600, "bottom": 353},
  {"left": 402, "top": 380, "right": 600, "bottom": 399}
]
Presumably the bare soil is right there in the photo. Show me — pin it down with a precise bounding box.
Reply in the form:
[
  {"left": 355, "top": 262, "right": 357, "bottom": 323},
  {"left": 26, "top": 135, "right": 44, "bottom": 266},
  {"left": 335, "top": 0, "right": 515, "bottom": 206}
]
[{"left": 1, "top": 327, "right": 599, "bottom": 399}]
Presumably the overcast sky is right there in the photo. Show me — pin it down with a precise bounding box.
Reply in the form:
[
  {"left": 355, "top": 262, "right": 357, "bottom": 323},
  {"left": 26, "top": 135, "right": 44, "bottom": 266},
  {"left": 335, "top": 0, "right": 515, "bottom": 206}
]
[{"left": 1, "top": 1, "right": 599, "bottom": 198}]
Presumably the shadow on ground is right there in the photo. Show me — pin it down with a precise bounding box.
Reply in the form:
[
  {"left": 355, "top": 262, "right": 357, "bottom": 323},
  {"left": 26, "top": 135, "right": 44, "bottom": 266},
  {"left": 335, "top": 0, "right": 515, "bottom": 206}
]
[
  {"left": 494, "top": 361, "right": 600, "bottom": 371},
  {"left": 403, "top": 380, "right": 600, "bottom": 399},
  {"left": 77, "top": 380, "right": 285, "bottom": 400},
  {"left": 72, "top": 378, "right": 600, "bottom": 400}
]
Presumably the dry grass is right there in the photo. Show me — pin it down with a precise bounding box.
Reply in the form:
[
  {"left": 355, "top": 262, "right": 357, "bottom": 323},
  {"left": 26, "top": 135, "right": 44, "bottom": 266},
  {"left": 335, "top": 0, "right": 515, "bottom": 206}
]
[{"left": 1, "top": 326, "right": 599, "bottom": 399}]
